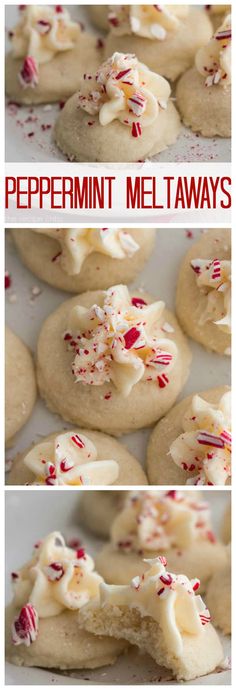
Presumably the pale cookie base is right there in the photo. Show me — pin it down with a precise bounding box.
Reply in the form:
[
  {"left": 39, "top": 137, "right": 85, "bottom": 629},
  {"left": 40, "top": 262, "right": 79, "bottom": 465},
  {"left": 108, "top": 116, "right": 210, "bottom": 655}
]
[
  {"left": 146, "top": 386, "right": 230, "bottom": 485},
  {"left": 79, "top": 491, "right": 126, "bottom": 538},
  {"left": 54, "top": 99, "right": 180, "bottom": 162},
  {"left": 104, "top": 9, "right": 213, "bottom": 81},
  {"left": 221, "top": 500, "right": 231, "bottom": 544},
  {"left": 36, "top": 290, "right": 191, "bottom": 435},
  {"left": 5, "top": 327, "right": 37, "bottom": 446},
  {"left": 87, "top": 5, "right": 109, "bottom": 31},
  {"left": 8, "top": 430, "right": 147, "bottom": 486},
  {"left": 5, "top": 34, "right": 101, "bottom": 105},
  {"left": 5, "top": 604, "right": 126, "bottom": 670},
  {"left": 176, "top": 67, "right": 231, "bottom": 137},
  {"left": 176, "top": 228, "right": 231, "bottom": 355},
  {"left": 79, "top": 604, "right": 223, "bottom": 681},
  {"left": 95, "top": 541, "right": 228, "bottom": 593},
  {"left": 11, "top": 228, "right": 156, "bottom": 293},
  {"left": 206, "top": 565, "right": 231, "bottom": 635}
]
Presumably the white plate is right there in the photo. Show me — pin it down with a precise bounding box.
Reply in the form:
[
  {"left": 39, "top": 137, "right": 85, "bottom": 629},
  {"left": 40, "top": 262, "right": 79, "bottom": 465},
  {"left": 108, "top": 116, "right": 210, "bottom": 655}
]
[
  {"left": 5, "top": 5, "right": 231, "bottom": 163},
  {"left": 5, "top": 490, "right": 231, "bottom": 685},
  {"left": 5, "top": 227, "right": 231, "bottom": 472}
]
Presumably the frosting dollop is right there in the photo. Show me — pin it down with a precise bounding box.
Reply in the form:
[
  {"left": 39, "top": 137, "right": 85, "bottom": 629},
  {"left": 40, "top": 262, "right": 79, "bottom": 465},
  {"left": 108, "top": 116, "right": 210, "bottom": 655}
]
[
  {"left": 108, "top": 5, "right": 189, "bottom": 40},
  {"left": 24, "top": 431, "right": 119, "bottom": 486},
  {"left": 99, "top": 556, "right": 210, "bottom": 657},
  {"left": 191, "top": 258, "right": 231, "bottom": 333},
  {"left": 78, "top": 52, "right": 171, "bottom": 139},
  {"left": 169, "top": 392, "right": 231, "bottom": 485},
  {"left": 10, "top": 5, "right": 79, "bottom": 89},
  {"left": 195, "top": 14, "right": 231, "bottom": 86},
  {"left": 31, "top": 227, "right": 139, "bottom": 275},
  {"left": 111, "top": 490, "right": 214, "bottom": 552},
  {"left": 64, "top": 284, "right": 177, "bottom": 397},
  {"left": 11, "top": 532, "right": 103, "bottom": 645}
]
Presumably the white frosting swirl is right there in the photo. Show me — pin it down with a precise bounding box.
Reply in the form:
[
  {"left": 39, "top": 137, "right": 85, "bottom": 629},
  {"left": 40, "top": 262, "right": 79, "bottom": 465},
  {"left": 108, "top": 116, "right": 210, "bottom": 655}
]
[
  {"left": 24, "top": 431, "right": 119, "bottom": 486},
  {"left": 191, "top": 258, "right": 231, "bottom": 333},
  {"left": 170, "top": 392, "right": 231, "bottom": 486},
  {"left": 109, "top": 5, "right": 189, "bottom": 40},
  {"left": 31, "top": 228, "right": 139, "bottom": 275},
  {"left": 12, "top": 532, "right": 102, "bottom": 622},
  {"left": 64, "top": 284, "right": 177, "bottom": 397},
  {"left": 195, "top": 14, "right": 231, "bottom": 86},
  {"left": 10, "top": 5, "right": 79, "bottom": 64},
  {"left": 111, "top": 490, "right": 214, "bottom": 552},
  {"left": 78, "top": 52, "right": 171, "bottom": 139},
  {"left": 99, "top": 556, "right": 210, "bottom": 657}
]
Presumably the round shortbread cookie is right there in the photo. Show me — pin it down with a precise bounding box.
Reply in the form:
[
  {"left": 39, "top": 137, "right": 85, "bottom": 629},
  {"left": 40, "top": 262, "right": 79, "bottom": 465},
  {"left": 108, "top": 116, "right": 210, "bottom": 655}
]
[{"left": 5, "top": 327, "right": 37, "bottom": 446}]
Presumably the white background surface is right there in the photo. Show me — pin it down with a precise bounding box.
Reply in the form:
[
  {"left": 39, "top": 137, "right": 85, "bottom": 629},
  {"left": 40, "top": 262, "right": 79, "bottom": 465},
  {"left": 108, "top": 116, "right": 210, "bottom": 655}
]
[
  {"left": 5, "top": 489, "right": 231, "bottom": 685},
  {"left": 5, "top": 227, "right": 231, "bottom": 471},
  {"left": 5, "top": 5, "right": 231, "bottom": 163}
]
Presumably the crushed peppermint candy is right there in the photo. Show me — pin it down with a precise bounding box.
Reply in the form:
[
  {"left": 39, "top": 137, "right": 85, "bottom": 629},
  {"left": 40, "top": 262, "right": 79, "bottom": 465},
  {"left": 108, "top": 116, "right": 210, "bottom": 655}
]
[{"left": 12, "top": 603, "right": 38, "bottom": 646}]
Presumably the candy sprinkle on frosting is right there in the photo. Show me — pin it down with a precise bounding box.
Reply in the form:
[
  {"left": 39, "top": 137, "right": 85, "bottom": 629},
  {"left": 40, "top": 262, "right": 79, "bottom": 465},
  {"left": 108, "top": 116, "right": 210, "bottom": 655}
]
[
  {"left": 111, "top": 490, "right": 214, "bottom": 552},
  {"left": 195, "top": 14, "right": 231, "bottom": 87},
  {"left": 191, "top": 257, "right": 231, "bottom": 333},
  {"left": 108, "top": 5, "right": 189, "bottom": 41},
  {"left": 77, "top": 52, "right": 171, "bottom": 138},
  {"left": 10, "top": 5, "right": 79, "bottom": 87},
  {"left": 11, "top": 531, "right": 103, "bottom": 643},
  {"left": 99, "top": 555, "right": 210, "bottom": 657},
  {"left": 23, "top": 431, "right": 119, "bottom": 486},
  {"left": 64, "top": 284, "right": 178, "bottom": 397},
  {"left": 31, "top": 227, "right": 139, "bottom": 275},
  {"left": 170, "top": 392, "right": 231, "bottom": 485}
]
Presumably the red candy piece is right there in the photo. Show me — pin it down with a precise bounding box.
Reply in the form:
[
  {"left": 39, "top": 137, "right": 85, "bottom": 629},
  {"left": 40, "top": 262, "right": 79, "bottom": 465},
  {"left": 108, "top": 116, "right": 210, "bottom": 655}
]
[
  {"left": 124, "top": 326, "right": 140, "bottom": 350},
  {"left": 12, "top": 603, "right": 38, "bottom": 646},
  {"left": 131, "top": 297, "right": 147, "bottom": 308},
  {"left": 19, "top": 56, "right": 38, "bottom": 88},
  {"left": 45, "top": 561, "right": 65, "bottom": 582}
]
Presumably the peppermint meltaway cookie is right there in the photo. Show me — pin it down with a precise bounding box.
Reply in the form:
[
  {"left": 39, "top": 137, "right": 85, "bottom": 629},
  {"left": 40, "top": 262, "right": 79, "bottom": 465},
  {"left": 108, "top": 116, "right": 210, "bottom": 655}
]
[
  {"left": 79, "top": 491, "right": 127, "bottom": 538},
  {"left": 79, "top": 556, "right": 224, "bottom": 681},
  {"left": 147, "top": 386, "right": 231, "bottom": 486},
  {"left": 176, "top": 228, "right": 231, "bottom": 355},
  {"left": 221, "top": 499, "right": 231, "bottom": 544},
  {"left": 36, "top": 284, "right": 191, "bottom": 435},
  {"left": 11, "top": 228, "right": 155, "bottom": 293},
  {"left": 54, "top": 52, "right": 180, "bottom": 162},
  {"left": 5, "top": 5, "right": 101, "bottom": 105},
  {"left": 176, "top": 15, "right": 231, "bottom": 137},
  {"left": 5, "top": 327, "right": 37, "bottom": 446},
  {"left": 87, "top": 5, "right": 110, "bottom": 31},
  {"left": 205, "top": 4, "right": 230, "bottom": 30},
  {"left": 8, "top": 429, "right": 147, "bottom": 486},
  {"left": 104, "top": 6, "right": 213, "bottom": 81},
  {"left": 95, "top": 491, "right": 227, "bottom": 591},
  {"left": 6, "top": 532, "right": 127, "bottom": 670},
  {"left": 206, "top": 545, "right": 231, "bottom": 635}
]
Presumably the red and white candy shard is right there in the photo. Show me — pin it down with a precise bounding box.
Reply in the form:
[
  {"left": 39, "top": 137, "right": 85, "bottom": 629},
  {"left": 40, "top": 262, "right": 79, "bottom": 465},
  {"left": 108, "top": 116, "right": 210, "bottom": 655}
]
[
  {"left": 18, "top": 56, "right": 39, "bottom": 88},
  {"left": 65, "top": 284, "right": 178, "bottom": 397},
  {"left": 44, "top": 561, "right": 65, "bottom": 581},
  {"left": 12, "top": 603, "right": 38, "bottom": 646},
  {"left": 77, "top": 52, "right": 170, "bottom": 138},
  {"left": 170, "top": 392, "right": 231, "bottom": 485}
]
